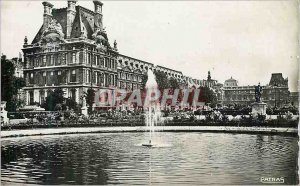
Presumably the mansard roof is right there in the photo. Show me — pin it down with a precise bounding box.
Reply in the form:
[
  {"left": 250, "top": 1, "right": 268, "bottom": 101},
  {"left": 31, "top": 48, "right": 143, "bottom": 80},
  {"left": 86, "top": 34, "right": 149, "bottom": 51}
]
[
  {"left": 31, "top": 5, "right": 106, "bottom": 44},
  {"left": 269, "top": 73, "right": 288, "bottom": 86},
  {"left": 156, "top": 65, "right": 182, "bottom": 74}
]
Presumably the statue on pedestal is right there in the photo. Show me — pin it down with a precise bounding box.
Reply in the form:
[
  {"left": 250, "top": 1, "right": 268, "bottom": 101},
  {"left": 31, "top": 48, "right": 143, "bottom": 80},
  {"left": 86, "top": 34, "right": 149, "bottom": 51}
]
[
  {"left": 252, "top": 83, "right": 267, "bottom": 116},
  {"left": 81, "top": 96, "right": 88, "bottom": 116},
  {"left": 255, "top": 83, "right": 262, "bottom": 102}
]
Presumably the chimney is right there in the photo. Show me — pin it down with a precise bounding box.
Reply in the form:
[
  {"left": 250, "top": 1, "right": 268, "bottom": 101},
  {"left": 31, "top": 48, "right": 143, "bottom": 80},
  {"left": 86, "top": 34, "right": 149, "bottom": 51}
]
[
  {"left": 93, "top": 1, "right": 103, "bottom": 29},
  {"left": 42, "top": 1, "right": 53, "bottom": 28},
  {"left": 67, "top": 1, "right": 77, "bottom": 38}
]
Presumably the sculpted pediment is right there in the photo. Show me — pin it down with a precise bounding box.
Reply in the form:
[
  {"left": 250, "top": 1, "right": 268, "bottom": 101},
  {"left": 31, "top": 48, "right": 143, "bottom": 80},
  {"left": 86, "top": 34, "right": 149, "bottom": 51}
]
[
  {"left": 122, "top": 66, "right": 132, "bottom": 72},
  {"left": 39, "top": 18, "right": 65, "bottom": 46},
  {"left": 92, "top": 28, "right": 110, "bottom": 51},
  {"left": 135, "top": 69, "right": 142, "bottom": 74}
]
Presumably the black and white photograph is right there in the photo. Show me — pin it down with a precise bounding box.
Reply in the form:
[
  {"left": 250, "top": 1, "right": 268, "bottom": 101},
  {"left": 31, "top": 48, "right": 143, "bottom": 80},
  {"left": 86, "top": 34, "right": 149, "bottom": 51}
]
[{"left": 1, "top": 0, "right": 299, "bottom": 185}]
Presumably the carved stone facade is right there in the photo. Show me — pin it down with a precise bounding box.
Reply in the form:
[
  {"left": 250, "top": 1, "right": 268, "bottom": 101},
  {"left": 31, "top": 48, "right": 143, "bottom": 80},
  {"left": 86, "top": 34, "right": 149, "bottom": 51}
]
[{"left": 22, "top": 1, "right": 118, "bottom": 106}]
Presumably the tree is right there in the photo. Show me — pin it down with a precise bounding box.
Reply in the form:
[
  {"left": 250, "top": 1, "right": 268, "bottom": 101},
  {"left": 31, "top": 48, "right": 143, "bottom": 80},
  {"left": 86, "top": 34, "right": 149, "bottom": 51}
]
[
  {"left": 65, "top": 98, "right": 79, "bottom": 111},
  {"left": 1, "top": 55, "right": 26, "bottom": 111},
  {"left": 154, "top": 71, "right": 170, "bottom": 89},
  {"left": 169, "top": 77, "right": 180, "bottom": 89},
  {"left": 141, "top": 74, "right": 148, "bottom": 89},
  {"left": 43, "top": 89, "right": 65, "bottom": 111},
  {"left": 85, "top": 88, "right": 95, "bottom": 114},
  {"left": 199, "top": 86, "right": 218, "bottom": 108}
]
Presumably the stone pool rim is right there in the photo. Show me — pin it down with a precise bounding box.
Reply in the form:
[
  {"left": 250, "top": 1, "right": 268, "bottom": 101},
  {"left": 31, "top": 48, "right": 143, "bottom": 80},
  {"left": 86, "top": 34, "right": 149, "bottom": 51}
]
[{"left": 1, "top": 126, "right": 298, "bottom": 139}]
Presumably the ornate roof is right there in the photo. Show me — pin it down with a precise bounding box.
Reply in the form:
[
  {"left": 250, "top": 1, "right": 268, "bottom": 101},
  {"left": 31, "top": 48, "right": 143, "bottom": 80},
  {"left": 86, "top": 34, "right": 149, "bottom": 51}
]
[
  {"left": 269, "top": 73, "right": 288, "bottom": 87},
  {"left": 31, "top": 3, "right": 112, "bottom": 50},
  {"left": 225, "top": 76, "right": 237, "bottom": 82}
]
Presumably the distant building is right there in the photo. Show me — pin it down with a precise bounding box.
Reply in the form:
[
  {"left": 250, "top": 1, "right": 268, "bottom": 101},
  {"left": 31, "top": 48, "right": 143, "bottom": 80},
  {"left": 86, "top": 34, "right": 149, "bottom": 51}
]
[
  {"left": 289, "top": 92, "right": 299, "bottom": 108},
  {"left": 224, "top": 77, "right": 238, "bottom": 87},
  {"left": 203, "top": 71, "right": 218, "bottom": 88},
  {"left": 155, "top": 65, "right": 186, "bottom": 88},
  {"left": 222, "top": 73, "right": 290, "bottom": 108},
  {"left": 185, "top": 71, "right": 220, "bottom": 89},
  {"left": 12, "top": 56, "right": 24, "bottom": 78},
  {"left": 117, "top": 54, "right": 153, "bottom": 90}
]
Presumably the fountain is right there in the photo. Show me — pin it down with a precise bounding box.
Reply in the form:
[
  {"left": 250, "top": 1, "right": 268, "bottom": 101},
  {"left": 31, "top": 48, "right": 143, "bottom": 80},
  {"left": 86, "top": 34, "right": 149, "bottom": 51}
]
[{"left": 142, "top": 70, "right": 162, "bottom": 147}]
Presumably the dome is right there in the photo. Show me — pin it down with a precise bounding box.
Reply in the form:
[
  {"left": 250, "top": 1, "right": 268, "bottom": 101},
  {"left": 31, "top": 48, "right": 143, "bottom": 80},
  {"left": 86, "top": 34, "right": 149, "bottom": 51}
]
[
  {"left": 224, "top": 77, "right": 238, "bottom": 87},
  {"left": 225, "top": 76, "right": 237, "bottom": 82}
]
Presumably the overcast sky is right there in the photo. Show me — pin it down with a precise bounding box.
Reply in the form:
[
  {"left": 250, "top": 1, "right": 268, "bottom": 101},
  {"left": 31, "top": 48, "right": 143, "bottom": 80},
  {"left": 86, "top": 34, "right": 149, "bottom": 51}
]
[{"left": 1, "top": 1, "right": 299, "bottom": 91}]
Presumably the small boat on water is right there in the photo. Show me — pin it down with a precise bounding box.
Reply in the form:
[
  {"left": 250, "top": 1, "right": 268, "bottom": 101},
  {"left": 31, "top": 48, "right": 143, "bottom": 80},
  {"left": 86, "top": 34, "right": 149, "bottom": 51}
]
[{"left": 142, "top": 140, "right": 153, "bottom": 147}]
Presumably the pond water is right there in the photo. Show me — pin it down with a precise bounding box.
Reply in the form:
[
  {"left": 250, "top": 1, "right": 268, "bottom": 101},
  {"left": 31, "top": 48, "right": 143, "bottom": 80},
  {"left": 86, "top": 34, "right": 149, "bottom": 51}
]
[{"left": 1, "top": 132, "right": 298, "bottom": 185}]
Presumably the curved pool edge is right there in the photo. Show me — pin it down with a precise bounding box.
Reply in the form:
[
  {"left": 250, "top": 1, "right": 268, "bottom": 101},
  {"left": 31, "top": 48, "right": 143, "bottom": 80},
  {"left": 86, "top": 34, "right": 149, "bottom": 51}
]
[{"left": 1, "top": 126, "right": 298, "bottom": 138}]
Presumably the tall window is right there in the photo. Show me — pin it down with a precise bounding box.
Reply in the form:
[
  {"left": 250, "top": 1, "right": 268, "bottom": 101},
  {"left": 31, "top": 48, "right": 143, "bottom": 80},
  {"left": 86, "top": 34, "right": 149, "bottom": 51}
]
[
  {"left": 43, "top": 56, "right": 46, "bottom": 66},
  {"left": 50, "top": 71, "right": 54, "bottom": 85},
  {"left": 109, "top": 59, "right": 111, "bottom": 69},
  {"left": 101, "top": 57, "right": 104, "bottom": 66},
  {"left": 29, "top": 73, "right": 34, "bottom": 84},
  {"left": 93, "top": 55, "right": 96, "bottom": 66},
  {"left": 94, "top": 72, "right": 98, "bottom": 84},
  {"left": 57, "top": 71, "right": 62, "bottom": 85},
  {"left": 87, "top": 53, "right": 91, "bottom": 64},
  {"left": 47, "top": 55, "right": 51, "bottom": 66},
  {"left": 86, "top": 70, "right": 90, "bottom": 83},
  {"left": 64, "top": 53, "right": 68, "bottom": 64},
  {"left": 29, "top": 91, "right": 34, "bottom": 105},
  {"left": 35, "top": 58, "right": 39, "bottom": 67},
  {"left": 43, "top": 72, "right": 46, "bottom": 85},
  {"left": 96, "top": 55, "right": 100, "bottom": 66},
  {"left": 114, "top": 75, "right": 117, "bottom": 86},
  {"left": 71, "top": 70, "right": 76, "bottom": 82},
  {"left": 70, "top": 89, "right": 76, "bottom": 101},
  {"left": 105, "top": 58, "right": 108, "bottom": 67},
  {"left": 72, "top": 53, "right": 76, "bottom": 63},
  {"left": 50, "top": 55, "right": 54, "bottom": 65},
  {"left": 54, "top": 54, "right": 58, "bottom": 65},
  {"left": 40, "top": 91, "right": 45, "bottom": 104}
]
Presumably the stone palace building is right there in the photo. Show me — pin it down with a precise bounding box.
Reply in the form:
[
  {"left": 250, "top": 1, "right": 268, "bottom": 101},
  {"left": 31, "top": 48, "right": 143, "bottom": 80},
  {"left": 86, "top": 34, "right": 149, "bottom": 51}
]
[
  {"left": 22, "top": 1, "right": 198, "bottom": 106},
  {"left": 21, "top": 1, "right": 297, "bottom": 109},
  {"left": 222, "top": 73, "right": 292, "bottom": 108}
]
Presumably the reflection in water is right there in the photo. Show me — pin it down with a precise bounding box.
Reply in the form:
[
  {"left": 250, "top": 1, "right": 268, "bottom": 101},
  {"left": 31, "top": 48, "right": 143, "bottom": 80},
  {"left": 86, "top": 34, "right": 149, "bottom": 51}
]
[{"left": 1, "top": 133, "right": 298, "bottom": 185}]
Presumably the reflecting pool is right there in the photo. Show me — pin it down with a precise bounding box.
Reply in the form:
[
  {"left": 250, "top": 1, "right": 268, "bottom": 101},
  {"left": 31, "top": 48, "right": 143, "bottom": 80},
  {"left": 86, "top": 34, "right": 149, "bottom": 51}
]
[{"left": 1, "top": 132, "right": 298, "bottom": 185}]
